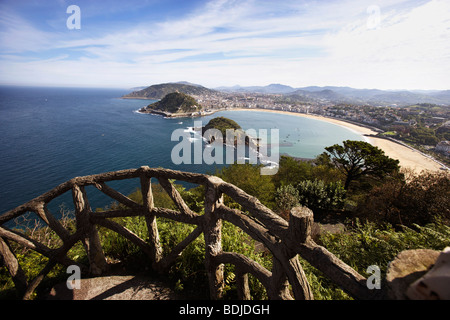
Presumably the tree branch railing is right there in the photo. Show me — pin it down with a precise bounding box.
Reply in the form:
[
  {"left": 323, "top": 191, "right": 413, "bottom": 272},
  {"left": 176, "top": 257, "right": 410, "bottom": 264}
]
[{"left": 0, "top": 166, "right": 378, "bottom": 300}]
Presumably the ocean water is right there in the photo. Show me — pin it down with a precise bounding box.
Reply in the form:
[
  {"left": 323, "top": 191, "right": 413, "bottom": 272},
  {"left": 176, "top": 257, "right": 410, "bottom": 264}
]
[{"left": 0, "top": 86, "right": 363, "bottom": 221}]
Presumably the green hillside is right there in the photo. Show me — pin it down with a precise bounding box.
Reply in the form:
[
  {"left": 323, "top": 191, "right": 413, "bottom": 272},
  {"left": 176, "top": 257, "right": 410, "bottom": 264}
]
[
  {"left": 147, "top": 92, "right": 202, "bottom": 114},
  {"left": 203, "top": 117, "right": 242, "bottom": 136},
  {"left": 123, "top": 82, "right": 216, "bottom": 99}
]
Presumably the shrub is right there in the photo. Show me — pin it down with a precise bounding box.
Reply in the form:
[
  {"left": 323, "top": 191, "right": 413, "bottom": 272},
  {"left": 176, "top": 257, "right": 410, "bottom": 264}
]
[
  {"left": 357, "top": 171, "right": 450, "bottom": 227},
  {"left": 274, "top": 184, "right": 300, "bottom": 220},
  {"left": 319, "top": 220, "right": 450, "bottom": 277},
  {"left": 296, "top": 179, "right": 346, "bottom": 214}
]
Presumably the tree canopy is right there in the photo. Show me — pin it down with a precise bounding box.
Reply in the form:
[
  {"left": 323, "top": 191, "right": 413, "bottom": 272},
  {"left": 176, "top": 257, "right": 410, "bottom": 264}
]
[
  {"left": 324, "top": 140, "right": 400, "bottom": 190},
  {"left": 203, "top": 117, "right": 241, "bottom": 137},
  {"left": 148, "top": 92, "right": 201, "bottom": 113}
]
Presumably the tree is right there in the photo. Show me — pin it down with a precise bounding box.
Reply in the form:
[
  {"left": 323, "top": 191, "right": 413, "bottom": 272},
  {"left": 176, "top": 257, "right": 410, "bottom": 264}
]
[
  {"left": 272, "top": 155, "right": 312, "bottom": 188},
  {"left": 216, "top": 163, "right": 276, "bottom": 209},
  {"left": 325, "top": 140, "right": 400, "bottom": 190},
  {"left": 357, "top": 170, "right": 450, "bottom": 227}
]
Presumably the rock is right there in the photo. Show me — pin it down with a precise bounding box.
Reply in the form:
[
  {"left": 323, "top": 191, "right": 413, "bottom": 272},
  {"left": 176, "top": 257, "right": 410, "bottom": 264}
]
[
  {"left": 47, "top": 275, "right": 183, "bottom": 300},
  {"left": 385, "top": 249, "right": 440, "bottom": 300},
  {"left": 406, "top": 247, "right": 450, "bottom": 300}
]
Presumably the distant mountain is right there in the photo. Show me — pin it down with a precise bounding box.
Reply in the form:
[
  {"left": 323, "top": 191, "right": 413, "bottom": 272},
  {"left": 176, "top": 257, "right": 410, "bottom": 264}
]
[
  {"left": 123, "top": 82, "right": 217, "bottom": 99},
  {"left": 217, "top": 84, "right": 450, "bottom": 106},
  {"left": 294, "top": 87, "right": 450, "bottom": 106},
  {"left": 256, "top": 84, "right": 297, "bottom": 94},
  {"left": 431, "top": 90, "right": 450, "bottom": 101},
  {"left": 125, "top": 82, "right": 450, "bottom": 106},
  {"left": 288, "top": 89, "right": 350, "bottom": 103},
  {"left": 216, "top": 83, "right": 297, "bottom": 94}
]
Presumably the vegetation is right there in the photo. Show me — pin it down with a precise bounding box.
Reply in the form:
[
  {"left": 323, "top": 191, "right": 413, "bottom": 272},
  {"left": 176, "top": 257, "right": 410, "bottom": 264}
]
[
  {"left": 356, "top": 170, "right": 450, "bottom": 227},
  {"left": 215, "top": 163, "right": 276, "bottom": 210},
  {"left": 123, "top": 82, "right": 216, "bottom": 100},
  {"left": 1, "top": 140, "right": 449, "bottom": 300},
  {"left": 324, "top": 140, "right": 400, "bottom": 190},
  {"left": 296, "top": 180, "right": 346, "bottom": 214},
  {"left": 203, "top": 117, "right": 241, "bottom": 137},
  {"left": 148, "top": 92, "right": 201, "bottom": 114}
]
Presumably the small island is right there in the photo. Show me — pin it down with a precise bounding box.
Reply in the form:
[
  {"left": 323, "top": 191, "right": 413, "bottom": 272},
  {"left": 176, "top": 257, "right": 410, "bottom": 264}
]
[
  {"left": 203, "top": 117, "right": 241, "bottom": 136},
  {"left": 202, "top": 117, "right": 258, "bottom": 146},
  {"left": 138, "top": 92, "right": 216, "bottom": 118}
]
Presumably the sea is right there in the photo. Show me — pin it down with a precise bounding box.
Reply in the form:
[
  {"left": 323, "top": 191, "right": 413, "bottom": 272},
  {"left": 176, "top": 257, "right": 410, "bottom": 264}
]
[{"left": 0, "top": 86, "right": 364, "bottom": 224}]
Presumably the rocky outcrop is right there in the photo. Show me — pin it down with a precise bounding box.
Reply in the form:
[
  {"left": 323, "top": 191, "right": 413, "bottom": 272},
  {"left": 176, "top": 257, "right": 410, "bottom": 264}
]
[
  {"left": 406, "top": 247, "right": 450, "bottom": 300},
  {"left": 385, "top": 249, "right": 442, "bottom": 299}
]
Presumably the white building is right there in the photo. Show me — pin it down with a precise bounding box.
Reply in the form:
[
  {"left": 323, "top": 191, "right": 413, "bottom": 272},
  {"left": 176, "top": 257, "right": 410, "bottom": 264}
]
[{"left": 436, "top": 141, "right": 450, "bottom": 156}]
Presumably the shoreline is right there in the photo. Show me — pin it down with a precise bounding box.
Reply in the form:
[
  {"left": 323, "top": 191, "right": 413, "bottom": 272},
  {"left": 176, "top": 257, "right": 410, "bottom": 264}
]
[{"left": 227, "top": 108, "right": 445, "bottom": 174}]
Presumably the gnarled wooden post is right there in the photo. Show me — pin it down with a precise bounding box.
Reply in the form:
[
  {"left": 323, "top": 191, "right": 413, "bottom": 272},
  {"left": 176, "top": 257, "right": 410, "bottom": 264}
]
[
  {"left": 140, "top": 172, "right": 163, "bottom": 268},
  {"left": 204, "top": 177, "right": 224, "bottom": 299},
  {"left": 0, "top": 237, "right": 27, "bottom": 296},
  {"left": 281, "top": 206, "right": 315, "bottom": 300},
  {"left": 288, "top": 206, "right": 313, "bottom": 244},
  {"left": 72, "top": 184, "right": 107, "bottom": 275},
  {"left": 269, "top": 258, "right": 293, "bottom": 300},
  {"left": 288, "top": 206, "right": 375, "bottom": 299},
  {"left": 235, "top": 267, "right": 251, "bottom": 300}
]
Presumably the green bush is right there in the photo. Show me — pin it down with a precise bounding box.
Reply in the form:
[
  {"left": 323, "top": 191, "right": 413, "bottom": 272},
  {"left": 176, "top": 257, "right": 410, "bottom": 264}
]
[
  {"left": 274, "top": 184, "right": 300, "bottom": 220},
  {"left": 319, "top": 220, "right": 450, "bottom": 276},
  {"left": 296, "top": 179, "right": 346, "bottom": 213}
]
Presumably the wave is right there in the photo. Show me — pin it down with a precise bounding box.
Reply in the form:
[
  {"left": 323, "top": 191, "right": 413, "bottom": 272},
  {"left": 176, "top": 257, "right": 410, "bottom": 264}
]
[{"left": 133, "top": 108, "right": 161, "bottom": 116}]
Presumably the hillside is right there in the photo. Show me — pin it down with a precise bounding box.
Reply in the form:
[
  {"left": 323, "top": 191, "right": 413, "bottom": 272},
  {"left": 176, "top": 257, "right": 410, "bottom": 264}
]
[
  {"left": 202, "top": 116, "right": 257, "bottom": 146},
  {"left": 139, "top": 92, "right": 202, "bottom": 116},
  {"left": 124, "top": 81, "right": 450, "bottom": 106},
  {"left": 123, "top": 82, "right": 217, "bottom": 99},
  {"left": 215, "top": 84, "right": 450, "bottom": 106},
  {"left": 203, "top": 117, "right": 241, "bottom": 136}
]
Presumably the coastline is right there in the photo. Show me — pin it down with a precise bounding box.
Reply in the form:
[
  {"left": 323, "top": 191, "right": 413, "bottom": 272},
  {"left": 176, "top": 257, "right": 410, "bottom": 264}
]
[{"left": 229, "top": 108, "right": 445, "bottom": 174}]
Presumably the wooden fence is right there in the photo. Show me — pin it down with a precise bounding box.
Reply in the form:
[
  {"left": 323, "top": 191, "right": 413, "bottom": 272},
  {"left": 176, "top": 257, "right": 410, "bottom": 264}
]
[{"left": 0, "top": 166, "right": 379, "bottom": 300}]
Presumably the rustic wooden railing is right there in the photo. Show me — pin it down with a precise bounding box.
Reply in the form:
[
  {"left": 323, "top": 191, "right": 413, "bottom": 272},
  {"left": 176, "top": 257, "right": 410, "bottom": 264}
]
[{"left": 0, "top": 166, "right": 379, "bottom": 300}]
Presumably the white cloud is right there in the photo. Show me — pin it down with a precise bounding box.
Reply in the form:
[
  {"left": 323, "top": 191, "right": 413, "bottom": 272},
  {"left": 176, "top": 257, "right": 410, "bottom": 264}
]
[
  {"left": 0, "top": 10, "right": 57, "bottom": 53},
  {"left": 0, "top": 0, "right": 449, "bottom": 89},
  {"left": 317, "top": 0, "right": 450, "bottom": 89}
]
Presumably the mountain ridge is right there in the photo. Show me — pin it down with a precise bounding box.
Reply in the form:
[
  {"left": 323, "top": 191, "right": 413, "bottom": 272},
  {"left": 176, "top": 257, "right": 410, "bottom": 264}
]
[
  {"left": 216, "top": 84, "right": 450, "bottom": 106},
  {"left": 123, "top": 82, "right": 217, "bottom": 100},
  {"left": 124, "top": 82, "right": 450, "bottom": 106}
]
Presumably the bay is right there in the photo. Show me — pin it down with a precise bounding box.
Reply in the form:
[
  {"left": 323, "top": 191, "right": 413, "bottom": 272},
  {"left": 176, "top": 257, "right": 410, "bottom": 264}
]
[{"left": 0, "top": 86, "right": 363, "bottom": 224}]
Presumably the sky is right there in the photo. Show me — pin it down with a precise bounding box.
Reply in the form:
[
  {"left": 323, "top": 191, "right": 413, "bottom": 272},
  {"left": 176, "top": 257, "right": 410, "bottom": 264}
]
[{"left": 0, "top": 0, "right": 449, "bottom": 90}]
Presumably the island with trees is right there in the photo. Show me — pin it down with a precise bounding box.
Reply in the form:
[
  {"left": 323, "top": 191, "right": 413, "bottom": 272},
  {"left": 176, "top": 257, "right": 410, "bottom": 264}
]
[{"left": 138, "top": 92, "right": 216, "bottom": 118}]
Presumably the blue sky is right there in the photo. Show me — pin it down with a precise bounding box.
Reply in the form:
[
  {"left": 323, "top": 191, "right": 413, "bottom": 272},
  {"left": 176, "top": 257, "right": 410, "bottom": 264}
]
[{"left": 0, "top": 0, "right": 449, "bottom": 90}]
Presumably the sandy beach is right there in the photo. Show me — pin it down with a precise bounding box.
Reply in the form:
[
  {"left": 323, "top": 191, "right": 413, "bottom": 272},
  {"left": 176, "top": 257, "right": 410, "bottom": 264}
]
[{"left": 230, "top": 108, "right": 445, "bottom": 174}]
